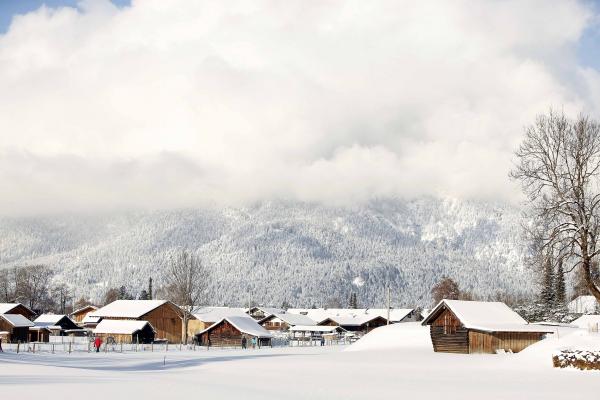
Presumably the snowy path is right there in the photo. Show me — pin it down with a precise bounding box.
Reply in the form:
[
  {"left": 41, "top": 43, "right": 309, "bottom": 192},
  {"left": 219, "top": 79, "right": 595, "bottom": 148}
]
[{"left": 1, "top": 341, "right": 599, "bottom": 399}]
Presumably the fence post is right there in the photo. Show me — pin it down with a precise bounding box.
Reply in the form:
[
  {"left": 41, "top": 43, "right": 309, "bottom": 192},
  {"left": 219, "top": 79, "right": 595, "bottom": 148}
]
[{"left": 16, "top": 341, "right": 20, "bottom": 354}]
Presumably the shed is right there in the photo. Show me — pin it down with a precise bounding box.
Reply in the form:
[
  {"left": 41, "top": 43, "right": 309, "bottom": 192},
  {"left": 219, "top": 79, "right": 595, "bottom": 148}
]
[
  {"left": 570, "top": 315, "right": 600, "bottom": 331},
  {"left": 31, "top": 314, "right": 81, "bottom": 341},
  {"left": 70, "top": 305, "right": 98, "bottom": 323},
  {"left": 192, "top": 307, "right": 249, "bottom": 332},
  {"left": 318, "top": 315, "right": 388, "bottom": 333},
  {"left": 0, "top": 303, "right": 36, "bottom": 320},
  {"left": 196, "top": 316, "right": 273, "bottom": 347},
  {"left": 0, "top": 314, "right": 34, "bottom": 343},
  {"left": 421, "top": 300, "right": 554, "bottom": 354},
  {"left": 90, "top": 300, "right": 186, "bottom": 343},
  {"left": 259, "top": 312, "right": 316, "bottom": 331},
  {"left": 93, "top": 319, "right": 156, "bottom": 343},
  {"left": 247, "top": 306, "right": 285, "bottom": 320}
]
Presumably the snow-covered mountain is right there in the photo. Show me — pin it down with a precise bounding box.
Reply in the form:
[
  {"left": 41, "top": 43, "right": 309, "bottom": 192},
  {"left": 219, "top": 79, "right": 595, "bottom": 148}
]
[{"left": 0, "top": 197, "right": 533, "bottom": 308}]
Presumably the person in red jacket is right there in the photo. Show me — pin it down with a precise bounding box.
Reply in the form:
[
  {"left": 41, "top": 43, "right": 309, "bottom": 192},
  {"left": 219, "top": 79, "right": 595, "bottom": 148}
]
[{"left": 94, "top": 337, "right": 103, "bottom": 353}]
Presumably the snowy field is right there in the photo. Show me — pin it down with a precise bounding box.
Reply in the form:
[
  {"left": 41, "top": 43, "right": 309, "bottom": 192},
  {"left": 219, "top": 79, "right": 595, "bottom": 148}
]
[{"left": 1, "top": 323, "right": 599, "bottom": 399}]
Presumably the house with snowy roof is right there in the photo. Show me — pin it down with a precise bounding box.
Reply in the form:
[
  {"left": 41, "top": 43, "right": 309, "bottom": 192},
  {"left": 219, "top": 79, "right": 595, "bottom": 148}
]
[
  {"left": 89, "top": 300, "right": 189, "bottom": 343},
  {"left": 258, "top": 311, "right": 316, "bottom": 331},
  {"left": 318, "top": 314, "right": 388, "bottom": 333},
  {"left": 30, "top": 314, "right": 81, "bottom": 342},
  {"left": 93, "top": 319, "right": 156, "bottom": 344},
  {"left": 247, "top": 306, "right": 285, "bottom": 320},
  {"left": 421, "top": 300, "right": 554, "bottom": 354},
  {"left": 287, "top": 307, "right": 416, "bottom": 324},
  {"left": 192, "top": 306, "right": 249, "bottom": 331},
  {"left": 568, "top": 295, "right": 599, "bottom": 314},
  {"left": 70, "top": 305, "right": 98, "bottom": 324},
  {"left": 0, "top": 302, "right": 36, "bottom": 320},
  {"left": 0, "top": 313, "right": 34, "bottom": 343},
  {"left": 195, "top": 315, "right": 273, "bottom": 347}
]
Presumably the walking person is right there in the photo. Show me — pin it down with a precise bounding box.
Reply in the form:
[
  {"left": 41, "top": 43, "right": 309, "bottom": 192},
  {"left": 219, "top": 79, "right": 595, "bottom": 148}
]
[
  {"left": 251, "top": 337, "right": 256, "bottom": 349},
  {"left": 241, "top": 336, "right": 247, "bottom": 349},
  {"left": 94, "top": 337, "right": 103, "bottom": 353},
  {"left": 0, "top": 336, "right": 3, "bottom": 352}
]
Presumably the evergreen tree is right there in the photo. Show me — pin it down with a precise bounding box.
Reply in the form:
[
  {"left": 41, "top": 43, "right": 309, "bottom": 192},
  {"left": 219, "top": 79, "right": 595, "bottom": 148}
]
[
  {"left": 555, "top": 259, "right": 566, "bottom": 307},
  {"left": 148, "top": 277, "right": 153, "bottom": 300},
  {"left": 118, "top": 285, "right": 132, "bottom": 300},
  {"left": 540, "top": 258, "right": 555, "bottom": 310},
  {"left": 349, "top": 292, "right": 358, "bottom": 309},
  {"left": 139, "top": 289, "right": 149, "bottom": 300}
]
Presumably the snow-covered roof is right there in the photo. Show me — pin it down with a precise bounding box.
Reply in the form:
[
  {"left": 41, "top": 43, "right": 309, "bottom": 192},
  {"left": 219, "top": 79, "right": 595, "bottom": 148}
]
[
  {"left": 422, "top": 300, "right": 555, "bottom": 333},
  {"left": 568, "top": 296, "right": 599, "bottom": 314},
  {"left": 197, "top": 316, "right": 273, "bottom": 338},
  {"left": 193, "top": 307, "right": 248, "bottom": 322},
  {"left": 320, "top": 314, "right": 385, "bottom": 326},
  {"left": 93, "top": 319, "right": 155, "bottom": 335},
  {"left": 289, "top": 325, "right": 343, "bottom": 332},
  {"left": 1, "top": 313, "right": 34, "bottom": 327},
  {"left": 34, "top": 314, "right": 69, "bottom": 325},
  {"left": 82, "top": 315, "right": 101, "bottom": 324},
  {"left": 0, "top": 303, "right": 33, "bottom": 315},
  {"left": 287, "top": 308, "right": 413, "bottom": 323},
  {"left": 571, "top": 315, "right": 600, "bottom": 329},
  {"left": 70, "top": 305, "right": 97, "bottom": 316},
  {"left": 91, "top": 300, "right": 170, "bottom": 319},
  {"left": 260, "top": 312, "right": 316, "bottom": 326},
  {"left": 248, "top": 307, "right": 285, "bottom": 316}
]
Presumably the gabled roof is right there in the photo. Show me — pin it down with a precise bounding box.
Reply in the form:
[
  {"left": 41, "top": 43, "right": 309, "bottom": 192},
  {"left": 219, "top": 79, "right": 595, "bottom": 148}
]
[
  {"left": 197, "top": 316, "right": 273, "bottom": 338},
  {"left": 289, "top": 325, "right": 345, "bottom": 333},
  {"left": 0, "top": 303, "right": 34, "bottom": 316},
  {"left": 82, "top": 315, "right": 101, "bottom": 324},
  {"left": 93, "top": 319, "right": 155, "bottom": 335},
  {"left": 34, "top": 314, "right": 69, "bottom": 325},
  {"left": 422, "top": 300, "right": 555, "bottom": 333},
  {"left": 90, "top": 300, "right": 171, "bottom": 319},
  {"left": 1, "top": 313, "right": 35, "bottom": 327},
  {"left": 319, "top": 314, "right": 386, "bottom": 327},
  {"left": 70, "top": 305, "right": 98, "bottom": 316},
  {"left": 248, "top": 306, "right": 285, "bottom": 316},
  {"left": 287, "top": 308, "right": 414, "bottom": 323},
  {"left": 259, "top": 312, "right": 316, "bottom": 326},
  {"left": 193, "top": 307, "right": 248, "bottom": 322},
  {"left": 571, "top": 314, "right": 600, "bottom": 329}
]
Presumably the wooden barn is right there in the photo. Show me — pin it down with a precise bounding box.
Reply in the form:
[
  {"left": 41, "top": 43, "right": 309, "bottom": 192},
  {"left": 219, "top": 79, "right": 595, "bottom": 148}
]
[
  {"left": 192, "top": 307, "right": 249, "bottom": 332},
  {"left": 421, "top": 300, "right": 555, "bottom": 354},
  {"left": 90, "top": 300, "right": 187, "bottom": 343},
  {"left": 196, "top": 316, "right": 273, "bottom": 347},
  {"left": 93, "top": 319, "right": 156, "bottom": 344},
  {"left": 0, "top": 314, "right": 34, "bottom": 343},
  {"left": 30, "top": 314, "right": 82, "bottom": 341},
  {"left": 259, "top": 312, "right": 316, "bottom": 331},
  {"left": 0, "top": 303, "right": 36, "bottom": 320},
  {"left": 70, "top": 305, "right": 98, "bottom": 324},
  {"left": 318, "top": 315, "right": 388, "bottom": 333}
]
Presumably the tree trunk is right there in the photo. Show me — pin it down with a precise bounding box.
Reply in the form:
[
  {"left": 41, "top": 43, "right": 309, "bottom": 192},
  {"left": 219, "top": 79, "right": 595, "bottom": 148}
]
[{"left": 582, "top": 258, "right": 600, "bottom": 302}]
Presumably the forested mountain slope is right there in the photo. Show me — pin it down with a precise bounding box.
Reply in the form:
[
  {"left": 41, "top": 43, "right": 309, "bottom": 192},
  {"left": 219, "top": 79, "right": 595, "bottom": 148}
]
[{"left": 0, "top": 197, "right": 533, "bottom": 308}]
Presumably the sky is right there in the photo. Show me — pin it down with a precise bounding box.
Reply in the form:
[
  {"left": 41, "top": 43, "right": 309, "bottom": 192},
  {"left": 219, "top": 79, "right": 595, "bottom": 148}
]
[{"left": 1, "top": 0, "right": 600, "bottom": 216}]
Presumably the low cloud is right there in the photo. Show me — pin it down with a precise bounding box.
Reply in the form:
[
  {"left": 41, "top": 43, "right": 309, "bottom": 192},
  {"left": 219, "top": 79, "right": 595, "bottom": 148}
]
[{"left": 0, "top": 0, "right": 598, "bottom": 215}]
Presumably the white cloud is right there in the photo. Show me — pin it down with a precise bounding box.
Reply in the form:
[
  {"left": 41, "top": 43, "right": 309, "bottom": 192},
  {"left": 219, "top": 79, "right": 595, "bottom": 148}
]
[{"left": 0, "top": 0, "right": 598, "bottom": 215}]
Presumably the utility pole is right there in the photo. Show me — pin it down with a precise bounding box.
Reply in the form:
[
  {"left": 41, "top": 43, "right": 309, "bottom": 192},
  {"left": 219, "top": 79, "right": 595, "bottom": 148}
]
[{"left": 386, "top": 285, "right": 391, "bottom": 325}]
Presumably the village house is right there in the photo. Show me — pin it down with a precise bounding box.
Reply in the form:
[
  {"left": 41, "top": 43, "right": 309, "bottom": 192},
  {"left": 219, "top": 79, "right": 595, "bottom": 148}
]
[
  {"left": 289, "top": 325, "right": 346, "bottom": 345},
  {"left": 89, "top": 300, "right": 187, "bottom": 343},
  {"left": 421, "top": 300, "right": 555, "bottom": 354},
  {"left": 192, "top": 306, "right": 249, "bottom": 332},
  {"left": 93, "top": 319, "right": 156, "bottom": 344},
  {"left": 196, "top": 316, "right": 273, "bottom": 347},
  {"left": 288, "top": 307, "right": 417, "bottom": 324},
  {"left": 0, "top": 314, "right": 34, "bottom": 343},
  {"left": 0, "top": 303, "right": 36, "bottom": 320},
  {"left": 30, "top": 314, "right": 81, "bottom": 342},
  {"left": 318, "top": 314, "right": 388, "bottom": 333},
  {"left": 70, "top": 305, "right": 98, "bottom": 324},
  {"left": 259, "top": 312, "right": 316, "bottom": 331},
  {"left": 247, "top": 306, "right": 285, "bottom": 320}
]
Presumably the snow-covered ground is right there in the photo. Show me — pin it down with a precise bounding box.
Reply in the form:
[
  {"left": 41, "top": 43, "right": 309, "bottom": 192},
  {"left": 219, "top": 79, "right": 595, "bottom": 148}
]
[{"left": 1, "top": 323, "right": 599, "bottom": 399}]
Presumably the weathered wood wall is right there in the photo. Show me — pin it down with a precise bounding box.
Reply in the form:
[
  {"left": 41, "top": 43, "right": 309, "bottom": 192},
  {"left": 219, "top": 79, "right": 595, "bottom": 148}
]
[
  {"left": 198, "top": 320, "right": 243, "bottom": 347},
  {"left": 71, "top": 307, "right": 96, "bottom": 323},
  {"left": 142, "top": 304, "right": 183, "bottom": 343},
  {"left": 429, "top": 308, "right": 469, "bottom": 353},
  {"left": 468, "top": 331, "right": 545, "bottom": 353}
]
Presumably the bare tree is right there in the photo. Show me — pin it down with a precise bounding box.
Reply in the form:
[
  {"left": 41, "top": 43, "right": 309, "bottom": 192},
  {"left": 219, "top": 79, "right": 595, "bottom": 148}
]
[
  {"left": 163, "top": 250, "right": 207, "bottom": 344},
  {"left": 51, "top": 283, "right": 71, "bottom": 314},
  {"left": 14, "top": 265, "right": 54, "bottom": 311},
  {"left": 511, "top": 110, "right": 600, "bottom": 302},
  {"left": 431, "top": 277, "right": 461, "bottom": 305}
]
